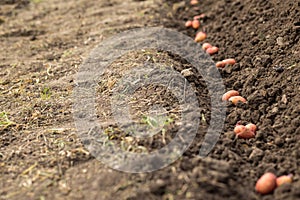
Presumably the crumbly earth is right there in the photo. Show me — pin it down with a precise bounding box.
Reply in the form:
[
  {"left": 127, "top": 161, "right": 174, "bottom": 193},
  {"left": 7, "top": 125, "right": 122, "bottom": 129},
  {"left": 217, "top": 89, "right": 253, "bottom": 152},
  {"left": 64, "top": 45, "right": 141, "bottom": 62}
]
[{"left": 0, "top": 0, "right": 299, "bottom": 200}]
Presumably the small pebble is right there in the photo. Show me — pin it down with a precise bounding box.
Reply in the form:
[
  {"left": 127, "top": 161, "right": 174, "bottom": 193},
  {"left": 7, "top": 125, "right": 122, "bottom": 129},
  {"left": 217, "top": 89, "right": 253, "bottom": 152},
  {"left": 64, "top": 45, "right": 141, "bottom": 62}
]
[
  {"left": 273, "top": 66, "right": 284, "bottom": 73},
  {"left": 181, "top": 68, "right": 194, "bottom": 77},
  {"left": 276, "top": 37, "right": 284, "bottom": 46},
  {"left": 274, "top": 137, "right": 284, "bottom": 147}
]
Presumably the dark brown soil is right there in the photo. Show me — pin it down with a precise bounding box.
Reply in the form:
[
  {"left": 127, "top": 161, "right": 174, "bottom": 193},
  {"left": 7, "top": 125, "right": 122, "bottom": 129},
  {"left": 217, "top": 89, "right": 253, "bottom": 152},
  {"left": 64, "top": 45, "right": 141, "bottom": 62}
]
[{"left": 1, "top": 0, "right": 300, "bottom": 199}]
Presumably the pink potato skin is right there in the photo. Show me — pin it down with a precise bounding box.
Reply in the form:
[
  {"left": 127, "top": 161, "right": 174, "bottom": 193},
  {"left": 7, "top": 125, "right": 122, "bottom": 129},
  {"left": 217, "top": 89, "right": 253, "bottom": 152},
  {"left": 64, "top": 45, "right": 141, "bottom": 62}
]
[{"left": 255, "top": 173, "right": 277, "bottom": 195}]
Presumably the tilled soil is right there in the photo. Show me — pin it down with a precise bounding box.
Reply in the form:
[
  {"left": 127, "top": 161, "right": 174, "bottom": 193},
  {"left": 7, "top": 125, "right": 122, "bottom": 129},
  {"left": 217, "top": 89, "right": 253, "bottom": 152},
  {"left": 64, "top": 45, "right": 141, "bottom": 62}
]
[
  {"left": 160, "top": 0, "right": 300, "bottom": 199},
  {"left": 0, "top": 0, "right": 300, "bottom": 200}
]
